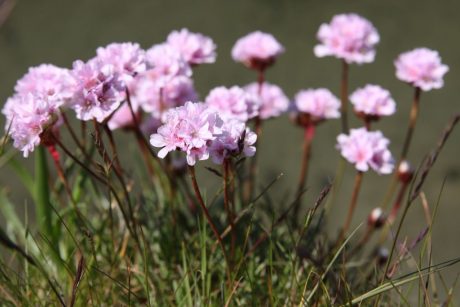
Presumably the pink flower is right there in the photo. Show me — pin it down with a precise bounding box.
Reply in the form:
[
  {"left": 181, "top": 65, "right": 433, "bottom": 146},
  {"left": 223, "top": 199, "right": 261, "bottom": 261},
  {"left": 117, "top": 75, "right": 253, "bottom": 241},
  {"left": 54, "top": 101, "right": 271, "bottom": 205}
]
[
  {"left": 96, "top": 42, "right": 146, "bottom": 83},
  {"left": 394, "top": 48, "right": 449, "bottom": 91},
  {"left": 337, "top": 127, "right": 394, "bottom": 174},
  {"left": 2, "top": 94, "right": 61, "bottom": 157},
  {"left": 133, "top": 72, "right": 197, "bottom": 118},
  {"left": 231, "top": 31, "right": 284, "bottom": 70},
  {"left": 166, "top": 28, "right": 217, "bottom": 65},
  {"left": 70, "top": 59, "right": 126, "bottom": 122},
  {"left": 209, "top": 119, "right": 257, "bottom": 164},
  {"left": 314, "top": 13, "right": 379, "bottom": 64},
  {"left": 107, "top": 101, "right": 141, "bottom": 130},
  {"left": 294, "top": 88, "right": 340, "bottom": 121},
  {"left": 244, "top": 82, "right": 289, "bottom": 119},
  {"left": 14, "top": 64, "right": 75, "bottom": 107},
  {"left": 149, "top": 101, "right": 222, "bottom": 165},
  {"left": 350, "top": 84, "right": 396, "bottom": 118},
  {"left": 145, "top": 43, "right": 191, "bottom": 78},
  {"left": 205, "top": 86, "right": 259, "bottom": 122}
]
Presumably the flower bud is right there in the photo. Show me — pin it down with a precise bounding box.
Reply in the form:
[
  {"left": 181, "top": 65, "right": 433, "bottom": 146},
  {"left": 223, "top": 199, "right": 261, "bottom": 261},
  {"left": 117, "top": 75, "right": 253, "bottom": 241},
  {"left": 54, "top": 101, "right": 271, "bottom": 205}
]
[
  {"left": 397, "top": 160, "right": 414, "bottom": 183},
  {"left": 368, "top": 207, "right": 386, "bottom": 228},
  {"left": 377, "top": 247, "right": 389, "bottom": 266}
]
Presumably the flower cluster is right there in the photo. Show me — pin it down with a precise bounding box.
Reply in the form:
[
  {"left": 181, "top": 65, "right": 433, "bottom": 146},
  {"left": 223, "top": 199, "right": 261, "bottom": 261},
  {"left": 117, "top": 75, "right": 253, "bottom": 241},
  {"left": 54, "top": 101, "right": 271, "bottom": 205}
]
[
  {"left": 205, "top": 86, "right": 259, "bottom": 122},
  {"left": 244, "top": 82, "right": 289, "bottom": 120},
  {"left": 150, "top": 102, "right": 256, "bottom": 165},
  {"left": 293, "top": 88, "right": 341, "bottom": 123},
  {"left": 232, "top": 31, "right": 284, "bottom": 70},
  {"left": 337, "top": 128, "right": 394, "bottom": 174},
  {"left": 314, "top": 13, "right": 379, "bottom": 64},
  {"left": 394, "top": 48, "right": 449, "bottom": 91},
  {"left": 350, "top": 84, "right": 396, "bottom": 120}
]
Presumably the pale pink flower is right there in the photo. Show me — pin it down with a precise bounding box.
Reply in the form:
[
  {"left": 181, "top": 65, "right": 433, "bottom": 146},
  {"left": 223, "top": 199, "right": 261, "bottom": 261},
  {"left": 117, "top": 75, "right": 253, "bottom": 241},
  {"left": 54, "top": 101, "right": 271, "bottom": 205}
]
[
  {"left": 133, "top": 72, "right": 197, "bottom": 118},
  {"left": 314, "top": 13, "right": 379, "bottom": 64},
  {"left": 350, "top": 84, "right": 396, "bottom": 118},
  {"left": 337, "top": 127, "right": 394, "bottom": 174},
  {"left": 394, "top": 48, "right": 449, "bottom": 91},
  {"left": 70, "top": 59, "right": 126, "bottom": 122},
  {"left": 149, "top": 101, "right": 222, "bottom": 165},
  {"left": 231, "top": 31, "right": 284, "bottom": 70},
  {"left": 244, "top": 82, "right": 289, "bottom": 119},
  {"left": 209, "top": 119, "right": 257, "bottom": 164},
  {"left": 205, "top": 86, "right": 259, "bottom": 122},
  {"left": 14, "top": 64, "right": 75, "bottom": 107},
  {"left": 96, "top": 42, "right": 146, "bottom": 83},
  {"left": 294, "top": 88, "right": 340, "bottom": 121},
  {"left": 2, "top": 94, "right": 61, "bottom": 157},
  {"left": 107, "top": 101, "right": 141, "bottom": 130},
  {"left": 167, "top": 28, "right": 217, "bottom": 65},
  {"left": 145, "top": 43, "right": 191, "bottom": 78}
]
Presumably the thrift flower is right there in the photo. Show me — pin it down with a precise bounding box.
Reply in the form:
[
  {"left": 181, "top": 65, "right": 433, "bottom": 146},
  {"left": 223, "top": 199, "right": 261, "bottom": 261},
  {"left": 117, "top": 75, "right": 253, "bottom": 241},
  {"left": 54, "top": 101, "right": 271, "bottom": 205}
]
[
  {"left": 314, "top": 13, "right": 379, "bottom": 64},
  {"left": 394, "top": 48, "right": 449, "bottom": 91},
  {"left": 337, "top": 127, "right": 394, "bottom": 174},
  {"left": 245, "top": 82, "right": 289, "bottom": 119},
  {"left": 167, "top": 28, "right": 217, "bottom": 65},
  {"left": 209, "top": 119, "right": 257, "bottom": 164},
  {"left": 145, "top": 43, "right": 191, "bottom": 78},
  {"left": 205, "top": 86, "right": 259, "bottom": 122},
  {"left": 231, "top": 31, "right": 284, "bottom": 70},
  {"left": 350, "top": 84, "right": 396, "bottom": 119},
  {"left": 149, "top": 101, "right": 222, "bottom": 165},
  {"left": 294, "top": 88, "right": 341, "bottom": 122}
]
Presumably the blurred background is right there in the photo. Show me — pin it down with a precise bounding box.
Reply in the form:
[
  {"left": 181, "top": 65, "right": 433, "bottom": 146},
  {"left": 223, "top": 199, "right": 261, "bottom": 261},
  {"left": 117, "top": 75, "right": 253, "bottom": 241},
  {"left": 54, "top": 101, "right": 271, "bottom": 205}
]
[{"left": 1, "top": 0, "right": 459, "bottom": 286}]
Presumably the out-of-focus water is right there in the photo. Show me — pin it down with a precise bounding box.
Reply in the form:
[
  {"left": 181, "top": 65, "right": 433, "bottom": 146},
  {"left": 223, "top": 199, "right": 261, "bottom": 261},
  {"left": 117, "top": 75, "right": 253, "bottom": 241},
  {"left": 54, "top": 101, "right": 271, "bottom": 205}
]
[{"left": 1, "top": 0, "right": 459, "bottom": 288}]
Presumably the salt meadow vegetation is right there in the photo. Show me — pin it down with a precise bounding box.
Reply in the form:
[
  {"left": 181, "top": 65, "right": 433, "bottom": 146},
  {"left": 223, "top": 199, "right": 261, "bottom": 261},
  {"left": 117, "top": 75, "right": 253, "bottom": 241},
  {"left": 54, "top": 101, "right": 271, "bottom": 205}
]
[{"left": 0, "top": 12, "right": 459, "bottom": 306}]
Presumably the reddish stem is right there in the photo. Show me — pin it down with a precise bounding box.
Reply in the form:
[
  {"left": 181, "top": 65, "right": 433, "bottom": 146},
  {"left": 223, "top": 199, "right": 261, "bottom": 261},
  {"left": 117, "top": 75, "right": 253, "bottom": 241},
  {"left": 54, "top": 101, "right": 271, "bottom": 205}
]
[
  {"left": 340, "top": 60, "right": 349, "bottom": 133},
  {"left": 339, "top": 171, "right": 364, "bottom": 242}
]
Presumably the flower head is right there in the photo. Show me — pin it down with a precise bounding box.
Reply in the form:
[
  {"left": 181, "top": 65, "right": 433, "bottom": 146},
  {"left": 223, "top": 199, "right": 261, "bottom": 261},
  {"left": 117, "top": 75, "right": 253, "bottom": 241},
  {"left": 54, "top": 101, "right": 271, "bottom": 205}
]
[
  {"left": 314, "top": 13, "right": 379, "bottom": 64},
  {"left": 209, "top": 119, "right": 257, "bottom": 164},
  {"left": 145, "top": 43, "right": 191, "bottom": 78},
  {"left": 205, "top": 86, "right": 259, "bottom": 122},
  {"left": 149, "top": 101, "right": 222, "bottom": 165},
  {"left": 394, "top": 48, "right": 449, "bottom": 91},
  {"left": 245, "top": 82, "right": 289, "bottom": 119},
  {"left": 166, "top": 28, "right": 217, "bottom": 65},
  {"left": 231, "top": 31, "right": 284, "bottom": 70},
  {"left": 96, "top": 42, "right": 146, "bottom": 82},
  {"left": 337, "top": 127, "right": 394, "bottom": 174},
  {"left": 2, "top": 94, "right": 61, "bottom": 157},
  {"left": 294, "top": 88, "right": 340, "bottom": 123},
  {"left": 14, "top": 64, "right": 75, "bottom": 107},
  {"left": 350, "top": 84, "right": 396, "bottom": 119},
  {"left": 70, "top": 59, "right": 126, "bottom": 122}
]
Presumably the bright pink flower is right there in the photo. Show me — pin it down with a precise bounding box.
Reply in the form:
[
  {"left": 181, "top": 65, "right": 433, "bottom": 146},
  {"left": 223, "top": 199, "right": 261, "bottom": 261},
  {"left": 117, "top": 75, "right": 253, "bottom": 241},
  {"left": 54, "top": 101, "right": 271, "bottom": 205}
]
[
  {"left": 244, "top": 82, "right": 289, "bottom": 119},
  {"left": 149, "top": 101, "right": 222, "bottom": 165},
  {"left": 314, "top": 13, "right": 379, "bottom": 64},
  {"left": 205, "top": 86, "right": 259, "bottom": 122},
  {"left": 70, "top": 59, "right": 126, "bottom": 122},
  {"left": 294, "top": 88, "right": 340, "bottom": 121},
  {"left": 350, "top": 84, "right": 396, "bottom": 118},
  {"left": 2, "top": 94, "right": 61, "bottom": 157},
  {"left": 14, "top": 64, "right": 75, "bottom": 107},
  {"left": 96, "top": 42, "right": 146, "bottom": 83},
  {"left": 167, "top": 28, "right": 217, "bottom": 65},
  {"left": 133, "top": 72, "right": 197, "bottom": 118},
  {"left": 394, "top": 48, "right": 449, "bottom": 91},
  {"left": 337, "top": 127, "right": 394, "bottom": 174},
  {"left": 209, "top": 119, "right": 257, "bottom": 164},
  {"left": 145, "top": 43, "right": 191, "bottom": 78},
  {"left": 231, "top": 31, "right": 284, "bottom": 70}
]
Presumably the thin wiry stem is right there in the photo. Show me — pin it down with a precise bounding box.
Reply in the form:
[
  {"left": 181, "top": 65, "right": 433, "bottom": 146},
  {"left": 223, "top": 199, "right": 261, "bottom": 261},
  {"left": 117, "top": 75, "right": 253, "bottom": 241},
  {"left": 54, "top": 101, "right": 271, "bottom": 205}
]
[
  {"left": 339, "top": 171, "right": 364, "bottom": 242},
  {"left": 223, "top": 158, "right": 236, "bottom": 260},
  {"left": 340, "top": 60, "right": 349, "bottom": 133},
  {"left": 401, "top": 87, "right": 422, "bottom": 161}
]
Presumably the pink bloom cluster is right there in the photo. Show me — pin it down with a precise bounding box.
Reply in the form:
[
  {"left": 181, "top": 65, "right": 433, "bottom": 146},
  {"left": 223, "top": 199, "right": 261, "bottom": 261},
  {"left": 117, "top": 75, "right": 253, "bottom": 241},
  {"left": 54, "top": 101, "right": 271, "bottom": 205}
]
[
  {"left": 232, "top": 31, "right": 284, "bottom": 70},
  {"left": 150, "top": 102, "right": 256, "bottom": 165},
  {"left": 244, "top": 82, "right": 289, "bottom": 119},
  {"left": 350, "top": 84, "right": 396, "bottom": 118},
  {"left": 314, "top": 13, "right": 380, "bottom": 64},
  {"left": 294, "top": 88, "right": 341, "bottom": 121},
  {"left": 205, "top": 86, "right": 259, "bottom": 122},
  {"left": 337, "top": 128, "right": 394, "bottom": 174},
  {"left": 3, "top": 64, "right": 74, "bottom": 156},
  {"left": 394, "top": 48, "right": 449, "bottom": 91},
  {"left": 166, "top": 28, "right": 217, "bottom": 65}
]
